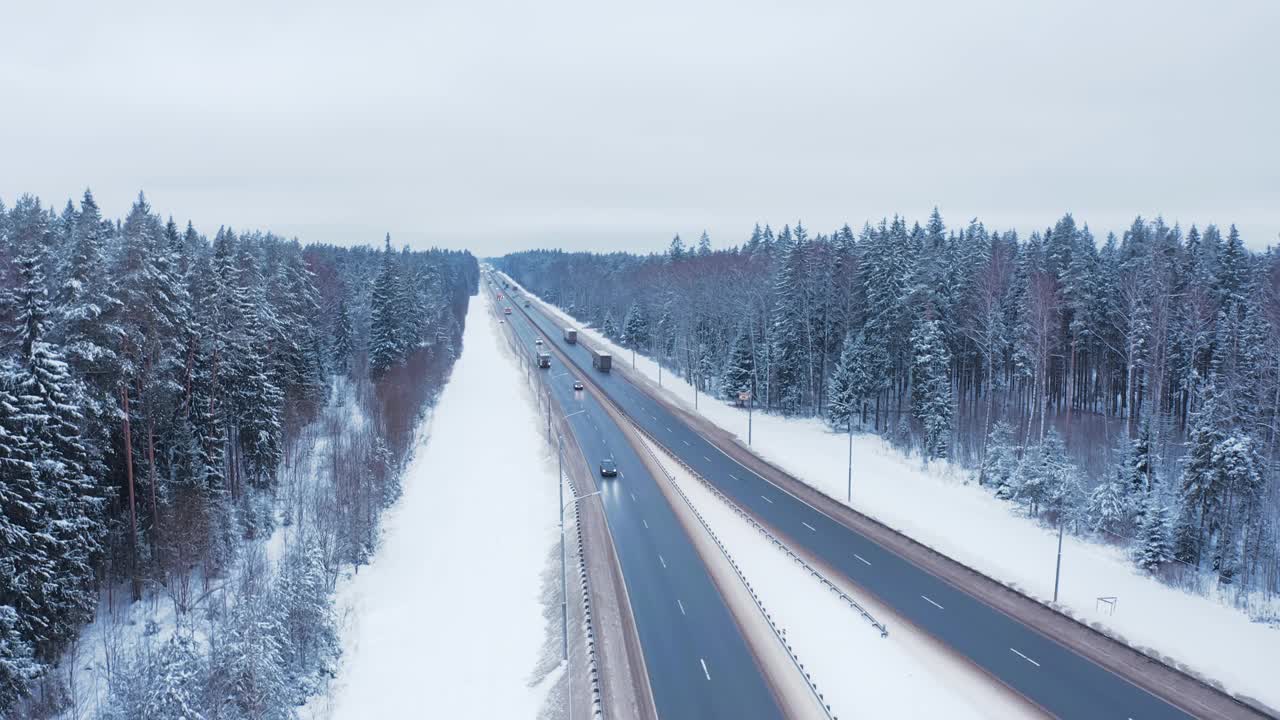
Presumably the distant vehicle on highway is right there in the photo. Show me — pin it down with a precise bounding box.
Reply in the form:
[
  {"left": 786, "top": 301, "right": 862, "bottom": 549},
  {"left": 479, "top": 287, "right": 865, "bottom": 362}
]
[
  {"left": 504, "top": 307, "right": 512, "bottom": 315},
  {"left": 564, "top": 328, "right": 577, "bottom": 344},
  {"left": 599, "top": 459, "right": 618, "bottom": 477},
  {"left": 536, "top": 352, "right": 551, "bottom": 368},
  {"left": 572, "top": 380, "right": 583, "bottom": 391},
  {"left": 535, "top": 338, "right": 543, "bottom": 345},
  {"left": 524, "top": 301, "right": 530, "bottom": 307},
  {"left": 590, "top": 347, "right": 612, "bottom": 372}
]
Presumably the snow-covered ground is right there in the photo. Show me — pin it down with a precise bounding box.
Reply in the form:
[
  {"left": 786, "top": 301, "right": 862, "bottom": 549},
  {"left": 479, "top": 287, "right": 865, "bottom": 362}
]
[
  {"left": 639, "top": 433, "right": 1035, "bottom": 719},
  {"left": 315, "top": 290, "right": 562, "bottom": 719},
  {"left": 509, "top": 275, "right": 1280, "bottom": 712}
]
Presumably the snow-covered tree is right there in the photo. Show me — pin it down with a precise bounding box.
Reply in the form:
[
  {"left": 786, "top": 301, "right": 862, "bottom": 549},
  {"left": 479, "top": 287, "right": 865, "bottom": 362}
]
[
  {"left": 0, "top": 606, "right": 38, "bottom": 713},
  {"left": 622, "top": 303, "right": 650, "bottom": 350},
  {"left": 368, "top": 234, "right": 402, "bottom": 379},
  {"left": 1135, "top": 496, "right": 1174, "bottom": 572},
  {"left": 910, "top": 316, "right": 952, "bottom": 461},
  {"left": 1086, "top": 469, "right": 1132, "bottom": 536},
  {"left": 982, "top": 421, "right": 1019, "bottom": 497},
  {"left": 721, "top": 324, "right": 754, "bottom": 400}
]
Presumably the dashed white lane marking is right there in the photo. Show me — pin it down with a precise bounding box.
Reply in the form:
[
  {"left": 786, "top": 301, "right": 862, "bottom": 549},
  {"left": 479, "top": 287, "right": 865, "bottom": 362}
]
[
  {"left": 854, "top": 554, "right": 872, "bottom": 566},
  {"left": 700, "top": 658, "right": 711, "bottom": 681},
  {"left": 728, "top": 473, "right": 739, "bottom": 481},
  {"left": 802, "top": 522, "right": 817, "bottom": 532},
  {"left": 1010, "top": 648, "right": 1040, "bottom": 667},
  {"left": 922, "top": 595, "right": 944, "bottom": 610},
  {"left": 677, "top": 599, "right": 686, "bottom": 615},
  {"left": 666, "top": 426, "right": 673, "bottom": 432},
  {"left": 683, "top": 440, "right": 691, "bottom": 446},
  {"left": 760, "top": 495, "right": 773, "bottom": 504},
  {"left": 659, "top": 555, "right": 666, "bottom": 568},
  {"left": 642, "top": 519, "right": 649, "bottom": 529},
  {"left": 703, "top": 455, "right": 712, "bottom": 462},
  {"left": 630, "top": 492, "right": 636, "bottom": 501}
]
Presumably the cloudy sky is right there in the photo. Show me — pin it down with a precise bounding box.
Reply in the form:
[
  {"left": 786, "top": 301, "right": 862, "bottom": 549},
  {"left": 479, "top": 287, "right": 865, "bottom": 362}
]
[{"left": 2, "top": 0, "right": 1277, "bottom": 255}]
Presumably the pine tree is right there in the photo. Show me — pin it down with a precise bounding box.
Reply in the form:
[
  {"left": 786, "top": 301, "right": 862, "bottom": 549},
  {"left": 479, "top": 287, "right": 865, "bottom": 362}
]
[
  {"left": 276, "top": 543, "right": 339, "bottom": 700},
  {"left": 332, "top": 295, "right": 354, "bottom": 376},
  {"left": 1135, "top": 496, "right": 1174, "bottom": 572},
  {"left": 696, "top": 231, "right": 712, "bottom": 256},
  {"left": 622, "top": 303, "right": 650, "bottom": 349},
  {"left": 910, "top": 316, "right": 952, "bottom": 461},
  {"left": 601, "top": 308, "right": 619, "bottom": 340},
  {"left": 1086, "top": 469, "right": 1132, "bottom": 536},
  {"left": 722, "top": 324, "right": 755, "bottom": 400},
  {"left": 369, "top": 234, "right": 401, "bottom": 379},
  {"left": 137, "top": 634, "right": 208, "bottom": 720},
  {"left": 0, "top": 605, "right": 38, "bottom": 713},
  {"left": 210, "top": 594, "right": 291, "bottom": 720},
  {"left": 7, "top": 248, "right": 106, "bottom": 658},
  {"left": 982, "top": 421, "right": 1019, "bottom": 498}
]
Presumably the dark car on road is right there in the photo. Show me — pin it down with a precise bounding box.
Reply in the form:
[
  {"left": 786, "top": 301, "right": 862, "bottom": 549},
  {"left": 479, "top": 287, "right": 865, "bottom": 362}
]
[
  {"left": 599, "top": 459, "right": 618, "bottom": 477},
  {"left": 573, "top": 380, "right": 584, "bottom": 391}
]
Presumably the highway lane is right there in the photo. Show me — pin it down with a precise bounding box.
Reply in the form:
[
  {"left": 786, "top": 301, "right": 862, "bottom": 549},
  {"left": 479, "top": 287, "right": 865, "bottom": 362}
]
[
  {"left": 507, "top": 282, "right": 1197, "bottom": 720},
  {"left": 490, "top": 286, "right": 786, "bottom": 720}
]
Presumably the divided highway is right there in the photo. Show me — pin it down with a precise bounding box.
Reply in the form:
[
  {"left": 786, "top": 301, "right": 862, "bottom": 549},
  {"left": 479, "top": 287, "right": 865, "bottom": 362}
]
[
  {"left": 504, "top": 281, "right": 1202, "bottom": 720},
  {"left": 489, "top": 284, "right": 787, "bottom": 720}
]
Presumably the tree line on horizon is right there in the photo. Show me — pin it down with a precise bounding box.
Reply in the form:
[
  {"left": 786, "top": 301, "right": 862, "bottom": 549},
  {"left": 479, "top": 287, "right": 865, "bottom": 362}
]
[
  {"left": 499, "top": 211, "right": 1279, "bottom": 609},
  {"left": 0, "top": 189, "right": 478, "bottom": 717}
]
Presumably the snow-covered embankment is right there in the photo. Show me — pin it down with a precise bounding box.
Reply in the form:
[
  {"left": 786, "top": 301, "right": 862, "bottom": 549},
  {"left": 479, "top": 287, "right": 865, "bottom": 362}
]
[{"left": 316, "top": 290, "right": 561, "bottom": 718}]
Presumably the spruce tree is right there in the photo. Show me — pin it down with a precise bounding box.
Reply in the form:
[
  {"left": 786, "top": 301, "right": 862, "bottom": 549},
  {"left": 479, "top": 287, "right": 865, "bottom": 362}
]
[
  {"left": 982, "top": 421, "right": 1019, "bottom": 498},
  {"left": 1135, "top": 496, "right": 1174, "bottom": 572},
  {"left": 622, "top": 303, "right": 650, "bottom": 349},
  {"left": 910, "top": 316, "right": 952, "bottom": 461},
  {"left": 332, "top": 296, "right": 354, "bottom": 376},
  {"left": 368, "top": 234, "right": 402, "bottom": 379},
  {"left": 0, "top": 605, "right": 38, "bottom": 712},
  {"left": 722, "top": 324, "right": 754, "bottom": 400}
]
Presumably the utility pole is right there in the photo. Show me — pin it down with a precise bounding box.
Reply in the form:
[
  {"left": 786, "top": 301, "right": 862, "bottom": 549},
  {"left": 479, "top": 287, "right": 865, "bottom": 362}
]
[
  {"left": 748, "top": 393, "right": 753, "bottom": 446},
  {"left": 1053, "top": 520, "right": 1065, "bottom": 603}
]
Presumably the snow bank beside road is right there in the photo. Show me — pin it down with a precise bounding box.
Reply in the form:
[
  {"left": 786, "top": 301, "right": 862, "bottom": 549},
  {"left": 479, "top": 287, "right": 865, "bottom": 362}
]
[
  {"left": 321, "top": 290, "right": 560, "bottom": 719},
  {"left": 508, "top": 275, "right": 1280, "bottom": 712}
]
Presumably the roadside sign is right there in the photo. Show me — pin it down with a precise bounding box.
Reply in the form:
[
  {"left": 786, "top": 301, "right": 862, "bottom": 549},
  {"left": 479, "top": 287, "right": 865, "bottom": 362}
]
[{"left": 738, "top": 391, "right": 751, "bottom": 402}]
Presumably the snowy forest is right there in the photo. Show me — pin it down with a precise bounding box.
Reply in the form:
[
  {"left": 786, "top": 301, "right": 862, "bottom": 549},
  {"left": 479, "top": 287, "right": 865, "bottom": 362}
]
[
  {"left": 0, "top": 190, "right": 478, "bottom": 718},
  {"left": 499, "top": 212, "right": 1280, "bottom": 613}
]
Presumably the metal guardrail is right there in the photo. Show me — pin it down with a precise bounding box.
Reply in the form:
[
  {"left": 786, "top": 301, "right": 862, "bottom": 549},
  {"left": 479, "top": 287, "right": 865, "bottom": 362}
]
[{"left": 490, "top": 288, "right": 606, "bottom": 719}]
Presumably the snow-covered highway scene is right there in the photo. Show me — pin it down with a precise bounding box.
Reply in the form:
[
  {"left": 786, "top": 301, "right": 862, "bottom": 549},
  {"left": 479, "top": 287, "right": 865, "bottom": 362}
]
[{"left": 3, "top": 1, "right": 1279, "bottom": 719}]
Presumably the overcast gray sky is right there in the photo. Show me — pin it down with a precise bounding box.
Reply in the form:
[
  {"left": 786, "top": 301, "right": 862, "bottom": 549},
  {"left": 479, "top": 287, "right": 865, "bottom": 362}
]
[{"left": 3, "top": 0, "right": 1277, "bottom": 254}]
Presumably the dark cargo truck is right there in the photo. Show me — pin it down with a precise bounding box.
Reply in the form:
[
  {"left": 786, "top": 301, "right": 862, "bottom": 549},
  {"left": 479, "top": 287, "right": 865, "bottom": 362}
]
[
  {"left": 564, "top": 328, "right": 578, "bottom": 344},
  {"left": 536, "top": 352, "right": 552, "bottom": 368},
  {"left": 590, "top": 348, "right": 612, "bottom": 372}
]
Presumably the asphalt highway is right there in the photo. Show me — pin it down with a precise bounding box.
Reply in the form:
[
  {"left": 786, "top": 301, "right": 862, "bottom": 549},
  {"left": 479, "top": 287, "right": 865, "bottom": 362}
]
[
  {"left": 490, "top": 285, "right": 786, "bottom": 720},
  {"left": 506, "top": 282, "right": 1198, "bottom": 720}
]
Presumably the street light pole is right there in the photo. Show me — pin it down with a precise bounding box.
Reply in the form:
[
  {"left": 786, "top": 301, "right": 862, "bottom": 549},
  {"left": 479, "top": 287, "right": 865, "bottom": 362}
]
[
  {"left": 847, "top": 418, "right": 853, "bottom": 503},
  {"left": 748, "top": 393, "right": 753, "bottom": 446},
  {"left": 1053, "top": 520, "right": 1065, "bottom": 603}
]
